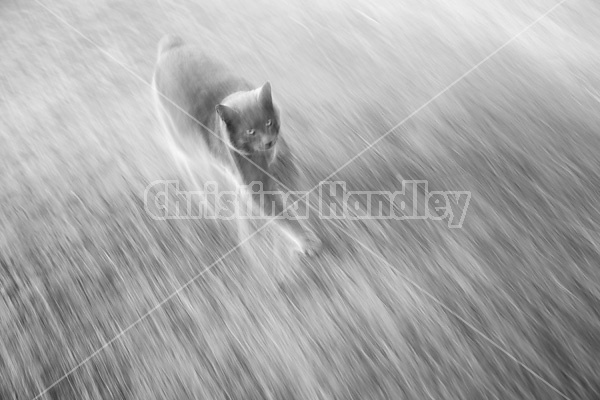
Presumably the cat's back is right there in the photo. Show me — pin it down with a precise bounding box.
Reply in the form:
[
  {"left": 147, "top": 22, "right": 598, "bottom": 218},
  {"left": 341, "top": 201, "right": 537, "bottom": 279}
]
[{"left": 153, "top": 35, "right": 251, "bottom": 120}]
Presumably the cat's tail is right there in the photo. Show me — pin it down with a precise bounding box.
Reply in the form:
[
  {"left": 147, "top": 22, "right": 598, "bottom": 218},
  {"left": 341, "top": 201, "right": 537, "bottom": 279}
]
[{"left": 156, "top": 34, "right": 185, "bottom": 59}]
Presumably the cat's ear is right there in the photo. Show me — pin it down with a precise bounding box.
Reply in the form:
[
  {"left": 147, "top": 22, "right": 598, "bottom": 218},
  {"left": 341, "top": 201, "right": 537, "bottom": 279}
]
[
  {"left": 258, "top": 81, "right": 273, "bottom": 109},
  {"left": 216, "top": 104, "right": 237, "bottom": 127}
]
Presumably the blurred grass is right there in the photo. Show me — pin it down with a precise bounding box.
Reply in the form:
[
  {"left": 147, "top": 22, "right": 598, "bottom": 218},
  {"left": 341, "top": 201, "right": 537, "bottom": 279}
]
[{"left": 2, "top": 0, "right": 600, "bottom": 399}]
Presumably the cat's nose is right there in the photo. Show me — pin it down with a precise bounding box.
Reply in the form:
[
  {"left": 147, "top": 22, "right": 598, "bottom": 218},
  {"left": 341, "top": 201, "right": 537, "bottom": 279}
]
[{"left": 265, "top": 140, "right": 275, "bottom": 149}]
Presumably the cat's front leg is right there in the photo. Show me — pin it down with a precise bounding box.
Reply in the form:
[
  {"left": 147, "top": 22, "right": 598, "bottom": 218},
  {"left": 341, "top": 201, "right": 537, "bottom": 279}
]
[{"left": 260, "top": 191, "right": 322, "bottom": 256}]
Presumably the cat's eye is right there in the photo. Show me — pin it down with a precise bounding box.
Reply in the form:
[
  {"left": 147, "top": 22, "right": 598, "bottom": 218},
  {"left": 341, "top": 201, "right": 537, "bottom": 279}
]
[
  {"left": 266, "top": 119, "right": 272, "bottom": 127},
  {"left": 246, "top": 129, "right": 256, "bottom": 135}
]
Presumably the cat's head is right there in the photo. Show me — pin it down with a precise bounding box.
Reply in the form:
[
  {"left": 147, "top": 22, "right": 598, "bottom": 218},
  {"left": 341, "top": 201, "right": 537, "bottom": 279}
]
[{"left": 216, "top": 82, "right": 280, "bottom": 155}]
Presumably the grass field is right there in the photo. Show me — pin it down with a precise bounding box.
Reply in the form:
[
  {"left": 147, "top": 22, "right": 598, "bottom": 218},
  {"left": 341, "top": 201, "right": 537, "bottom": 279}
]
[{"left": 2, "top": 0, "right": 600, "bottom": 399}]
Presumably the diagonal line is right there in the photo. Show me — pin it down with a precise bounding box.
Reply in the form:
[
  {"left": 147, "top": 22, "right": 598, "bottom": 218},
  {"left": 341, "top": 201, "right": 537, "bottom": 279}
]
[
  {"left": 340, "top": 227, "right": 571, "bottom": 400},
  {"left": 313, "top": 0, "right": 570, "bottom": 185},
  {"left": 32, "top": 0, "right": 572, "bottom": 399}
]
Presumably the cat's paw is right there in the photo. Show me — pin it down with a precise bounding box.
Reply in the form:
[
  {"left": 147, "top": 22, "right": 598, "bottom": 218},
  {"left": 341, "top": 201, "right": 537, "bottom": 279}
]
[{"left": 299, "top": 231, "right": 323, "bottom": 257}]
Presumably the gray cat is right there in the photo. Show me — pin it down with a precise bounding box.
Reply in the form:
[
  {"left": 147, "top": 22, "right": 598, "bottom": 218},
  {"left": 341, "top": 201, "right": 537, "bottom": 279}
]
[{"left": 151, "top": 35, "right": 321, "bottom": 256}]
